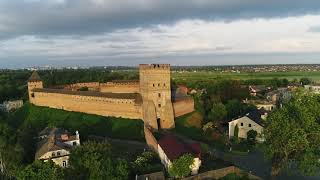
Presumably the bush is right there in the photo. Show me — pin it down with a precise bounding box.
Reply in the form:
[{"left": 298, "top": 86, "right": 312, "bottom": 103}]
[
  {"left": 169, "top": 154, "right": 194, "bottom": 178},
  {"left": 247, "top": 130, "right": 257, "bottom": 144}
]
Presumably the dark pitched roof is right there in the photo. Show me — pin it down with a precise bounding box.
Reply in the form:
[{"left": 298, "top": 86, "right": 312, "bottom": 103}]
[
  {"left": 35, "top": 128, "right": 76, "bottom": 160},
  {"left": 28, "top": 71, "right": 42, "bottom": 82},
  {"left": 158, "top": 135, "right": 201, "bottom": 161},
  {"left": 246, "top": 110, "right": 266, "bottom": 127},
  {"left": 35, "top": 135, "right": 73, "bottom": 160},
  {"left": 32, "top": 88, "right": 143, "bottom": 104}
]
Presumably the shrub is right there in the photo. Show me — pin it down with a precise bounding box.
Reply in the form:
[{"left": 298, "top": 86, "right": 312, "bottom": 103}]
[{"left": 169, "top": 154, "right": 195, "bottom": 178}]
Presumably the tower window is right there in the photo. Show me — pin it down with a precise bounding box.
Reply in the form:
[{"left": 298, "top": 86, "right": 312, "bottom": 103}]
[
  {"left": 158, "top": 93, "right": 161, "bottom": 97},
  {"left": 240, "top": 123, "right": 243, "bottom": 126},
  {"left": 153, "top": 84, "right": 155, "bottom": 87},
  {"left": 249, "top": 124, "right": 252, "bottom": 127},
  {"left": 163, "top": 83, "right": 166, "bottom": 86},
  {"left": 31, "top": 93, "right": 35, "bottom": 98},
  {"left": 158, "top": 104, "right": 161, "bottom": 108},
  {"left": 158, "top": 83, "right": 160, "bottom": 87}
]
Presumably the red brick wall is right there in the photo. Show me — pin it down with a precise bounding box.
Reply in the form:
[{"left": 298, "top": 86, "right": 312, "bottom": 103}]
[
  {"left": 144, "top": 126, "right": 158, "bottom": 152},
  {"left": 173, "top": 98, "right": 194, "bottom": 117}
]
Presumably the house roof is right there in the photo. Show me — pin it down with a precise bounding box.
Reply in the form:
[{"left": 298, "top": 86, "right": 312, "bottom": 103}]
[
  {"left": 158, "top": 135, "right": 201, "bottom": 161},
  {"left": 35, "top": 135, "right": 73, "bottom": 160},
  {"left": 28, "top": 71, "right": 42, "bottom": 82},
  {"left": 35, "top": 128, "right": 77, "bottom": 160},
  {"left": 245, "top": 110, "right": 266, "bottom": 127},
  {"left": 32, "top": 88, "right": 143, "bottom": 104}
]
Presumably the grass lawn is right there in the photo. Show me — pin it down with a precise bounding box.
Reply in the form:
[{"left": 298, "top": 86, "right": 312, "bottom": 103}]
[{"left": 172, "top": 71, "right": 320, "bottom": 82}]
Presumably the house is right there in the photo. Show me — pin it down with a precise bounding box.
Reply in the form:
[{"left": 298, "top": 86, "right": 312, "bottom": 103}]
[
  {"left": 228, "top": 110, "right": 266, "bottom": 142},
  {"left": 266, "top": 88, "right": 292, "bottom": 104},
  {"left": 244, "top": 99, "right": 276, "bottom": 111},
  {"left": 177, "top": 85, "right": 189, "bottom": 95},
  {"left": 305, "top": 85, "right": 320, "bottom": 94},
  {"left": 287, "top": 82, "right": 301, "bottom": 90},
  {"left": 157, "top": 135, "right": 201, "bottom": 175},
  {"left": 249, "top": 85, "right": 271, "bottom": 96},
  {"left": 0, "top": 100, "right": 23, "bottom": 112},
  {"left": 35, "top": 127, "right": 80, "bottom": 167}
]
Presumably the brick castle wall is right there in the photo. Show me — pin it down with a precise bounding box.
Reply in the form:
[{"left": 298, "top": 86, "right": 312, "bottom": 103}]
[
  {"left": 182, "top": 166, "right": 262, "bottom": 180},
  {"left": 31, "top": 91, "right": 142, "bottom": 119},
  {"left": 100, "top": 82, "right": 140, "bottom": 93},
  {"left": 173, "top": 98, "right": 195, "bottom": 117},
  {"left": 144, "top": 126, "right": 158, "bottom": 152}
]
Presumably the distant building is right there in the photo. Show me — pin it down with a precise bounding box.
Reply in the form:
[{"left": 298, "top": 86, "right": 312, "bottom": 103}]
[
  {"left": 177, "top": 85, "right": 189, "bottom": 95},
  {"left": 0, "top": 100, "right": 23, "bottom": 112},
  {"left": 266, "top": 88, "right": 292, "bottom": 104},
  {"left": 305, "top": 85, "right": 320, "bottom": 94},
  {"left": 244, "top": 99, "right": 276, "bottom": 111},
  {"left": 157, "top": 135, "right": 201, "bottom": 175},
  {"left": 249, "top": 85, "right": 271, "bottom": 96},
  {"left": 35, "top": 127, "right": 80, "bottom": 167},
  {"left": 228, "top": 110, "right": 266, "bottom": 142}
]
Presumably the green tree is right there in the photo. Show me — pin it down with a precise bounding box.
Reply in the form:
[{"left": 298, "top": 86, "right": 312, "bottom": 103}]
[
  {"left": 18, "top": 160, "right": 64, "bottom": 180},
  {"left": 68, "top": 141, "right": 129, "bottom": 180},
  {"left": 264, "top": 92, "right": 320, "bottom": 177},
  {"left": 300, "top": 78, "right": 311, "bottom": 85},
  {"left": 0, "top": 122, "right": 23, "bottom": 178},
  {"left": 247, "top": 130, "right": 257, "bottom": 144},
  {"left": 208, "top": 103, "right": 227, "bottom": 125},
  {"left": 234, "top": 125, "right": 239, "bottom": 138},
  {"left": 169, "top": 154, "right": 194, "bottom": 178}
]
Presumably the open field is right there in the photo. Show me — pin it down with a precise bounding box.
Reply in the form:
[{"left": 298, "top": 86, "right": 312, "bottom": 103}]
[{"left": 172, "top": 71, "right": 320, "bottom": 82}]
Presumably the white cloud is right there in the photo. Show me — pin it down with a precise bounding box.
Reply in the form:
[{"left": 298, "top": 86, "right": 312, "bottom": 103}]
[{"left": 1, "top": 14, "right": 320, "bottom": 66}]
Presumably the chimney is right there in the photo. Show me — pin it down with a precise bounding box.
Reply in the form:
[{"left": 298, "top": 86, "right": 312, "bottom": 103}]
[{"left": 76, "top": 130, "right": 79, "bottom": 140}]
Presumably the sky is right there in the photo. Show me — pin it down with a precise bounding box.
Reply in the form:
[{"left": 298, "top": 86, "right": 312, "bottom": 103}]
[{"left": 1, "top": 0, "right": 320, "bottom": 68}]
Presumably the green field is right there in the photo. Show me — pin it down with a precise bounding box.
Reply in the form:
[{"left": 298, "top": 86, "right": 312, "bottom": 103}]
[{"left": 172, "top": 71, "right": 320, "bottom": 82}]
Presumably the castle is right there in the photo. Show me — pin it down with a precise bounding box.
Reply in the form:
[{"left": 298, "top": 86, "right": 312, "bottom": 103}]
[{"left": 28, "top": 64, "right": 194, "bottom": 130}]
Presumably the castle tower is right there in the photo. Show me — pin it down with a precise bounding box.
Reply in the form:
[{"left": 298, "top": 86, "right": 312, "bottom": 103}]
[
  {"left": 28, "top": 71, "right": 43, "bottom": 103},
  {"left": 139, "top": 64, "right": 175, "bottom": 130}
]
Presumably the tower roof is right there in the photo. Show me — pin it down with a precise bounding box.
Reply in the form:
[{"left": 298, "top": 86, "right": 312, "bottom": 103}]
[{"left": 28, "top": 71, "right": 42, "bottom": 82}]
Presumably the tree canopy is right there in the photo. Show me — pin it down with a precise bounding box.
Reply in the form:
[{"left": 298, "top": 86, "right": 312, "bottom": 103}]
[
  {"left": 68, "top": 141, "right": 129, "bottom": 180},
  {"left": 18, "top": 160, "right": 64, "bottom": 180},
  {"left": 168, "top": 153, "right": 195, "bottom": 178},
  {"left": 208, "top": 103, "right": 227, "bottom": 125},
  {"left": 264, "top": 92, "right": 320, "bottom": 177}
]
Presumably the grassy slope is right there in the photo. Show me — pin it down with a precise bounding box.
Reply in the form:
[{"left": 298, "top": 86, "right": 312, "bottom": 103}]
[{"left": 8, "top": 103, "right": 144, "bottom": 141}]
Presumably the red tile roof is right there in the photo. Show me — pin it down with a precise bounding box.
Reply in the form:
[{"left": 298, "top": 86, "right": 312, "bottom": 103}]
[{"left": 158, "top": 135, "right": 201, "bottom": 161}]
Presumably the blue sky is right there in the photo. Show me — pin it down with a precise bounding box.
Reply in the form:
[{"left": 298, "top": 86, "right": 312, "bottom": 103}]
[{"left": 1, "top": 0, "right": 320, "bottom": 68}]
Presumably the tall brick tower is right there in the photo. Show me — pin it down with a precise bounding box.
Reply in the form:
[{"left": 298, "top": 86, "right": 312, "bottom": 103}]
[
  {"left": 139, "top": 64, "right": 175, "bottom": 130},
  {"left": 27, "top": 71, "right": 43, "bottom": 103}
]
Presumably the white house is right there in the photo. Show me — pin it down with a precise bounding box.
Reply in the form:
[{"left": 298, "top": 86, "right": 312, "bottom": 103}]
[
  {"left": 0, "top": 100, "right": 23, "bottom": 112},
  {"left": 157, "top": 135, "right": 201, "bottom": 176},
  {"left": 244, "top": 99, "right": 276, "bottom": 111},
  {"left": 305, "top": 85, "right": 320, "bottom": 94},
  {"left": 228, "top": 110, "right": 266, "bottom": 142},
  {"left": 35, "top": 127, "right": 80, "bottom": 167}
]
